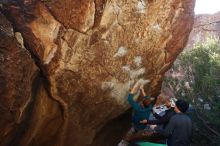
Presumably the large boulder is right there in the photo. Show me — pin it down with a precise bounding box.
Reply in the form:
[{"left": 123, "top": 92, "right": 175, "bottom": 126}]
[
  {"left": 0, "top": 11, "right": 63, "bottom": 146},
  {"left": 0, "top": 0, "right": 195, "bottom": 145},
  {"left": 0, "top": 12, "right": 38, "bottom": 146}
]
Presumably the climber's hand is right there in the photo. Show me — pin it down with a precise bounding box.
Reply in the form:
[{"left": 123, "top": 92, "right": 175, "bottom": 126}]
[
  {"left": 142, "top": 131, "right": 154, "bottom": 136},
  {"left": 144, "top": 79, "right": 151, "bottom": 84},
  {"left": 140, "top": 119, "right": 148, "bottom": 124},
  {"left": 130, "top": 81, "right": 141, "bottom": 94},
  {"left": 150, "top": 97, "right": 155, "bottom": 101}
]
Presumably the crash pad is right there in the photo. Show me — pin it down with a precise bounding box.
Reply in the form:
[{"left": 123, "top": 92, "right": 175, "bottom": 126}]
[{"left": 136, "top": 142, "right": 167, "bottom": 146}]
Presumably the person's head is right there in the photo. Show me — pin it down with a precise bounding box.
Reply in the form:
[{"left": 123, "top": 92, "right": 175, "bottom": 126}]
[
  {"left": 164, "top": 97, "right": 171, "bottom": 108},
  {"left": 159, "top": 93, "right": 171, "bottom": 108},
  {"left": 175, "top": 99, "right": 189, "bottom": 113},
  {"left": 142, "top": 98, "right": 151, "bottom": 107},
  {"left": 164, "top": 98, "right": 176, "bottom": 108},
  {"left": 169, "top": 98, "right": 177, "bottom": 108}
]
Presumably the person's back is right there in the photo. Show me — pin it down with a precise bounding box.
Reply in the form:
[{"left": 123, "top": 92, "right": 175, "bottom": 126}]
[
  {"left": 147, "top": 103, "right": 176, "bottom": 128},
  {"left": 140, "top": 97, "right": 177, "bottom": 128},
  {"left": 169, "top": 113, "right": 192, "bottom": 146},
  {"left": 156, "top": 99, "right": 192, "bottom": 146},
  {"left": 128, "top": 93, "right": 153, "bottom": 130}
]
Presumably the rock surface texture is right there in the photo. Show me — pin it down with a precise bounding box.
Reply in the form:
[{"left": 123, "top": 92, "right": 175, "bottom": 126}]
[
  {"left": 0, "top": 0, "right": 195, "bottom": 146},
  {"left": 186, "top": 11, "right": 220, "bottom": 48}
]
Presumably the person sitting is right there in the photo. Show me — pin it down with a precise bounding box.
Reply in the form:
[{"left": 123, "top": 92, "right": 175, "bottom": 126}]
[{"left": 140, "top": 97, "right": 176, "bottom": 128}]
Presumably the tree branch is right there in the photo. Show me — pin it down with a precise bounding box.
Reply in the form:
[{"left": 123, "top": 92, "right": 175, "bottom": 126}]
[
  {"left": 186, "top": 90, "right": 220, "bottom": 137},
  {"left": 194, "top": 106, "right": 220, "bottom": 137}
]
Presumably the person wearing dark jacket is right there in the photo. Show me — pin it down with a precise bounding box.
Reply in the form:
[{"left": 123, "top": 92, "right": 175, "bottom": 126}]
[
  {"left": 140, "top": 97, "right": 176, "bottom": 129},
  {"left": 137, "top": 97, "right": 176, "bottom": 144},
  {"left": 156, "top": 99, "right": 192, "bottom": 146}
]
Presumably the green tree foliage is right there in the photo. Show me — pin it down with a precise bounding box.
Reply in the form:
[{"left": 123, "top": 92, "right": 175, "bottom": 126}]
[
  {"left": 179, "top": 37, "right": 220, "bottom": 98},
  {"left": 164, "top": 37, "right": 220, "bottom": 145}
]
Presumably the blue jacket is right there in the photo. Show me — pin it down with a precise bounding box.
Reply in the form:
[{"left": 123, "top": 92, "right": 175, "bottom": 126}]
[{"left": 127, "top": 93, "right": 153, "bottom": 130}]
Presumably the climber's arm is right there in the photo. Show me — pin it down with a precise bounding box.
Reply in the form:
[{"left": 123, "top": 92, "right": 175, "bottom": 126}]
[
  {"left": 127, "top": 81, "right": 142, "bottom": 110},
  {"left": 140, "top": 86, "right": 147, "bottom": 97},
  {"left": 141, "top": 112, "right": 171, "bottom": 125},
  {"left": 127, "top": 93, "right": 141, "bottom": 111}
]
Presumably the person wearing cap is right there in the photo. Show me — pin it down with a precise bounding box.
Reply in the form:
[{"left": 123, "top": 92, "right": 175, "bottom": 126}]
[
  {"left": 127, "top": 80, "right": 155, "bottom": 131},
  {"left": 118, "top": 80, "right": 155, "bottom": 146},
  {"left": 155, "top": 99, "right": 192, "bottom": 146}
]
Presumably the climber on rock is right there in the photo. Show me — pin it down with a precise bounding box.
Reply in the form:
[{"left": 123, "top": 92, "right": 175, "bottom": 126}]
[
  {"left": 127, "top": 80, "right": 154, "bottom": 130},
  {"left": 118, "top": 79, "right": 156, "bottom": 146}
]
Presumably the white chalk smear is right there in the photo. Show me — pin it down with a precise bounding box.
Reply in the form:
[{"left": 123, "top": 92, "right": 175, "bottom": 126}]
[
  {"left": 113, "top": 46, "right": 128, "bottom": 58},
  {"left": 134, "top": 56, "right": 142, "bottom": 66},
  {"left": 152, "top": 24, "right": 162, "bottom": 31},
  {"left": 137, "top": 0, "right": 146, "bottom": 13},
  {"left": 122, "top": 65, "right": 131, "bottom": 73},
  {"left": 101, "top": 81, "right": 115, "bottom": 91},
  {"left": 130, "top": 68, "right": 146, "bottom": 79}
]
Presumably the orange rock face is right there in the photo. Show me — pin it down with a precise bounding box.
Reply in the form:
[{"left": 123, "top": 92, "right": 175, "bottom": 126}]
[{"left": 0, "top": 0, "right": 195, "bottom": 146}]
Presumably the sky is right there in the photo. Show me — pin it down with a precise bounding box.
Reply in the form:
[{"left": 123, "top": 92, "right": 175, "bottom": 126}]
[{"left": 194, "top": 0, "right": 220, "bottom": 14}]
